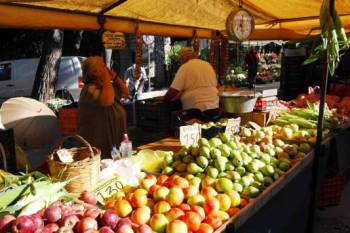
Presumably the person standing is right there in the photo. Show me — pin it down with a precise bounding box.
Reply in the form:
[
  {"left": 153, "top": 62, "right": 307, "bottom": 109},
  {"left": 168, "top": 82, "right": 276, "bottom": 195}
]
[
  {"left": 77, "top": 56, "right": 129, "bottom": 158},
  {"left": 245, "top": 47, "right": 260, "bottom": 88},
  {"left": 123, "top": 52, "right": 148, "bottom": 98},
  {"left": 164, "top": 47, "right": 219, "bottom": 112}
]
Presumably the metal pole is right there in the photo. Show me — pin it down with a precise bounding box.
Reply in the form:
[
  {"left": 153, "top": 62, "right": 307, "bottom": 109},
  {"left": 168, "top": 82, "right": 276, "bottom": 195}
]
[
  {"left": 307, "top": 2, "right": 334, "bottom": 231},
  {"left": 148, "top": 44, "right": 151, "bottom": 91}
]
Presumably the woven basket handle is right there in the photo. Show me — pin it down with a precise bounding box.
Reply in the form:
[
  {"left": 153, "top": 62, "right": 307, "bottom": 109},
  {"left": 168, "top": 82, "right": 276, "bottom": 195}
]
[{"left": 59, "top": 134, "right": 94, "bottom": 158}]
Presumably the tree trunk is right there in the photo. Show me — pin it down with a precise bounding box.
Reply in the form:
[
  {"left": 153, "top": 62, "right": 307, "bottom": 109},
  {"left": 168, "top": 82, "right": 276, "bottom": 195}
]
[
  {"left": 72, "top": 30, "right": 84, "bottom": 55},
  {"left": 154, "top": 37, "right": 165, "bottom": 88},
  {"left": 31, "top": 29, "right": 64, "bottom": 102}
]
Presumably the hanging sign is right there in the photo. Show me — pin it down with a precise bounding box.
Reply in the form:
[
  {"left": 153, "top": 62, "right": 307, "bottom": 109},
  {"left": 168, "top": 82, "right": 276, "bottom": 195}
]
[
  {"left": 225, "top": 117, "right": 241, "bottom": 136},
  {"left": 102, "top": 31, "right": 126, "bottom": 49},
  {"left": 180, "top": 124, "right": 201, "bottom": 147}
]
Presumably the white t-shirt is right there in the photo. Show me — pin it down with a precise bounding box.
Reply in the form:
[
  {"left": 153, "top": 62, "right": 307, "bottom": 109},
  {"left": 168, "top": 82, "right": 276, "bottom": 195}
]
[{"left": 171, "top": 59, "right": 219, "bottom": 111}]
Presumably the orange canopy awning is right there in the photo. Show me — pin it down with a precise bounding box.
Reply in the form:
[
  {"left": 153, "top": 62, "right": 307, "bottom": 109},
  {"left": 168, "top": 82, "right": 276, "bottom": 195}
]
[{"left": 0, "top": 0, "right": 349, "bottom": 40}]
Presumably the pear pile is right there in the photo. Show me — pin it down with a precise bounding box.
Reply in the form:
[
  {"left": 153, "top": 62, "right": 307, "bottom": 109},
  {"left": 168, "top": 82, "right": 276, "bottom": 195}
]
[{"left": 161, "top": 130, "right": 312, "bottom": 198}]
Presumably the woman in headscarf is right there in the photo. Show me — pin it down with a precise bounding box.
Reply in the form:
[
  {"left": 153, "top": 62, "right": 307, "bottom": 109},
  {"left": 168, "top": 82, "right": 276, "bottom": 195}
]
[{"left": 77, "top": 56, "right": 129, "bottom": 158}]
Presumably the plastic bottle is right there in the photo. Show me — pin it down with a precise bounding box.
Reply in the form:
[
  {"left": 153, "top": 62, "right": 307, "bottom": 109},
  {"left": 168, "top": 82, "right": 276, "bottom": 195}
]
[
  {"left": 111, "top": 145, "right": 121, "bottom": 160},
  {"left": 119, "top": 134, "right": 133, "bottom": 158}
]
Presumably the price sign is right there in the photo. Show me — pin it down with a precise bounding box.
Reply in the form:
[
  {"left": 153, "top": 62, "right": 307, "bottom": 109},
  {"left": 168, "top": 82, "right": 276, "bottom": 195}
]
[
  {"left": 93, "top": 175, "right": 124, "bottom": 204},
  {"left": 180, "top": 124, "right": 201, "bottom": 147},
  {"left": 102, "top": 31, "right": 126, "bottom": 50},
  {"left": 225, "top": 117, "right": 241, "bottom": 136}
]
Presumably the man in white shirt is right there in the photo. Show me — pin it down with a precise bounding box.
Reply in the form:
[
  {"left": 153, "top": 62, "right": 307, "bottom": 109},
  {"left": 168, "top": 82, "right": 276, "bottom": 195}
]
[{"left": 164, "top": 47, "right": 219, "bottom": 111}]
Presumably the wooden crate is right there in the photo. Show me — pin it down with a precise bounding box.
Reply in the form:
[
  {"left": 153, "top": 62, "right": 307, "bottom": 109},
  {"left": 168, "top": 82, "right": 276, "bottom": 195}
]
[{"left": 237, "top": 111, "right": 269, "bottom": 127}]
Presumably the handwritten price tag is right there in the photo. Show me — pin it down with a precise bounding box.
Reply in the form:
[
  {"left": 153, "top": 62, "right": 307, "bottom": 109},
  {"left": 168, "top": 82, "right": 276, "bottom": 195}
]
[
  {"left": 180, "top": 124, "right": 201, "bottom": 147},
  {"left": 93, "top": 176, "right": 124, "bottom": 204},
  {"left": 225, "top": 117, "right": 241, "bottom": 136}
]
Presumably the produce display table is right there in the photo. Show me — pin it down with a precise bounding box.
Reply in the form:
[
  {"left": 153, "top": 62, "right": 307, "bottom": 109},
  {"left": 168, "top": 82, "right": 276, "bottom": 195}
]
[
  {"left": 137, "top": 137, "right": 316, "bottom": 233},
  {"left": 138, "top": 137, "right": 182, "bottom": 152}
]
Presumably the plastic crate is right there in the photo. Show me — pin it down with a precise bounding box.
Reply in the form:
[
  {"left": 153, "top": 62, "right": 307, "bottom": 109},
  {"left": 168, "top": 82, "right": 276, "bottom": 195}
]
[
  {"left": 59, "top": 107, "right": 79, "bottom": 135},
  {"left": 317, "top": 169, "right": 343, "bottom": 208},
  {"left": 136, "top": 100, "right": 181, "bottom": 132}
]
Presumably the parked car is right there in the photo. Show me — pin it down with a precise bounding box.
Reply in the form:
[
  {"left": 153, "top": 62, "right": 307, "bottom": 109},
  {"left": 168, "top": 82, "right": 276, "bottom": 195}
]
[{"left": 0, "top": 56, "right": 86, "bottom": 102}]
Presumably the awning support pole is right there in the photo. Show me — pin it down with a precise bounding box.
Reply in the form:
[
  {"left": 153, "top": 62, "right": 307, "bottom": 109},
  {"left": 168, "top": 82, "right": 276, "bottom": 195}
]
[{"left": 307, "top": 1, "right": 334, "bottom": 232}]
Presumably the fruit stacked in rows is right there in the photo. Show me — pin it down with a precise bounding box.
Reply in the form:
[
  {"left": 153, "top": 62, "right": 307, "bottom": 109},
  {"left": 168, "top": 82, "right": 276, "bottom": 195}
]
[
  {"left": 0, "top": 191, "right": 153, "bottom": 233},
  {"left": 105, "top": 174, "right": 249, "bottom": 233},
  {"left": 161, "top": 130, "right": 312, "bottom": 198}
]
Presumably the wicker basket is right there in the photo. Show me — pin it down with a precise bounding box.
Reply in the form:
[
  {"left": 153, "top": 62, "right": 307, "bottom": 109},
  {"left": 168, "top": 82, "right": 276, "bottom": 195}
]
[{"left": 48, "top": 135, "right": 101, "bottom": 194}]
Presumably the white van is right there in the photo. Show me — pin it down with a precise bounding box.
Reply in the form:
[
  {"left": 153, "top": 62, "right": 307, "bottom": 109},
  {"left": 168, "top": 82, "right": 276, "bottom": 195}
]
[{"left": 0, "top": 56, "right": 86, "bottom": 102}]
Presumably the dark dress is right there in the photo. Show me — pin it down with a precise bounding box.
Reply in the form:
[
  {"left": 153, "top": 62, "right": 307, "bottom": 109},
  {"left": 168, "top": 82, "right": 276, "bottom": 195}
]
[{"left": 77, "top": 83, "right": 127, "bottom": 158}]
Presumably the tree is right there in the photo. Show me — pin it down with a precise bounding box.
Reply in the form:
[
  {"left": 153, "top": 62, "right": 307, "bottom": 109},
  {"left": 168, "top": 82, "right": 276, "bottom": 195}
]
[{"left": 31, "top": 29, "right": 64, "bottom": 102}]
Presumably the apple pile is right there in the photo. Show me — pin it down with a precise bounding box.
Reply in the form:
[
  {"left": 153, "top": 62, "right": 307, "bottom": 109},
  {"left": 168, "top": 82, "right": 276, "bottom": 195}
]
[
  {"left": 105, "top": 174, "right": 247, "bottom": 233},
  {"left": 0, "top": 191, "right": 151, "bottom": 233}
]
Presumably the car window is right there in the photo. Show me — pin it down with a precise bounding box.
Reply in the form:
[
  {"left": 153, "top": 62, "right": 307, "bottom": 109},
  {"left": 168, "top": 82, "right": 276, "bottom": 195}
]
[{"left": 0, "top": 63, "right": 11, "bottom": 81}]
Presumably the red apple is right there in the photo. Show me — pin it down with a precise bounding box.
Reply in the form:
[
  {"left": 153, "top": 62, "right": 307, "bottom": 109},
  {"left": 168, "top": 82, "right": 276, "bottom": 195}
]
[
  {"left": 45, "top": 223, "right": 59, "bottom": 233},
  {"left": 45, "top": 206, "right": 62, "bottom": 223},
  {"left": 0, "top": 214, "right": 16, "bottom": 233},
  {"left": 80, "top": 191, "right": 98, "bottom": 205},
  {"left": 101, "top": 209, "right": 119, "bottom": 229},
  {"left": 98, "top": 226, "right": 114, "bottom": 233},
  {"left": 184, "top": 211, "right": 201, "bottom": 232},
  {"left": 116, "top": 218, "right": 132, "bottom": 229},
  {"left": 12, "top": 216, "right": 34, "bottom": 233},
  {"left": 31, "top": 214, "right": 44, "bottom": 229},
  {"left": 72, "top": 203, "right": 85, "bottom": 218},
  {"left": 60, "top": 206, "right": 74, "bottom": 219},
  {"left": 115, "top": 225, "right": 134, "bottom": 233},
  {"left": 60, "top": 215, "right": 79, "bottom": 229},
  {"left": 57, "top": 226, "right": 74, "bottom": 233},
  {"left": 84, "top": 208, "right": 101, "bottom": 219},
  {"left": 136, "top": 224, "right": 152, "bottom": 233},
  {"left": 76, "top": 217, "right": 98, "bottom": 233}
]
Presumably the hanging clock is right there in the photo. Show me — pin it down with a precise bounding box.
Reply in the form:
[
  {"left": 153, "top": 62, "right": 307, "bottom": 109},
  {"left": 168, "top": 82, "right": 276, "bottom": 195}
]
[{"left": 226, "top": 9, "right": 255, "bottom": 41}]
